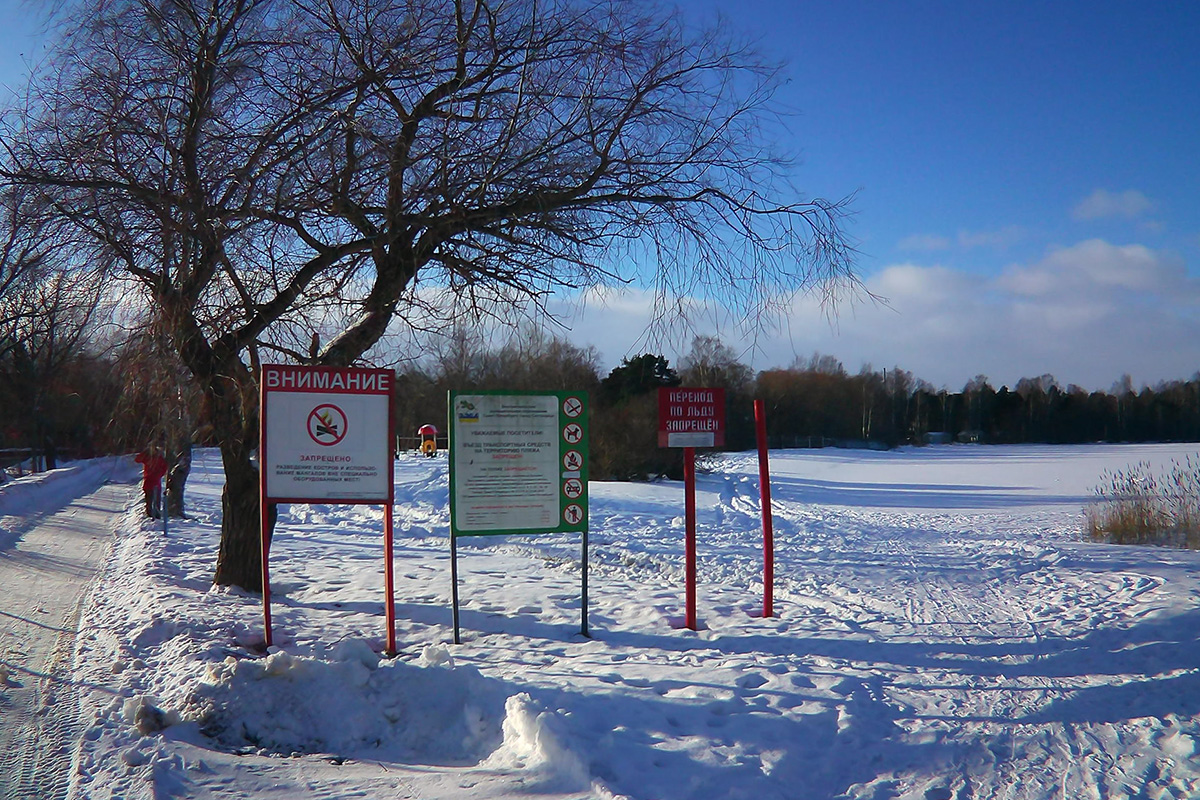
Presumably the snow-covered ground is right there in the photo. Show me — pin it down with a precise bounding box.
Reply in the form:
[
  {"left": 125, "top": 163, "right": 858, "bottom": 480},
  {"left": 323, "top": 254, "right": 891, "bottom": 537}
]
[
  {"left": 0, "top": 458, "right": 131, "bottom": 800},
  {"left": 14, "top": 444, "right": 1200, "bottom": 799}
]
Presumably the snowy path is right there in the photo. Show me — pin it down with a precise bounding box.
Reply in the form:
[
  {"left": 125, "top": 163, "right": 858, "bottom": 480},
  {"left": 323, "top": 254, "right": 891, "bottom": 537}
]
[{"left": 0, "top": 465, "right": 130, "bottom": 800}]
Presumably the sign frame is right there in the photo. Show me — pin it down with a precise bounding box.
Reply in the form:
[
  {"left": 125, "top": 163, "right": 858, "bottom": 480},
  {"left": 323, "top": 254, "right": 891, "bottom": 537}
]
[
  {"left": 258, "top": 364, "right": 397, "bottom": 652},
  {"left": 261, "top": 365, "right": 395, "bottom": 504},
  {"left": 657, "top": 386, "right": 726, "bottom": 630},
  {"left": 447, "top": 390, "right": 590, "bottom": 642},
  {"left": 448, "top": 390, "right": 588, "bottom": 537}
]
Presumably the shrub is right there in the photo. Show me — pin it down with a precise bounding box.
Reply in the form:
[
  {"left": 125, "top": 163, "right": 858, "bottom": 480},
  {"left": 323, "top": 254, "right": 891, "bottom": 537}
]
[{"left": 1085, "top": 457, "right": 1200, "bottom": 548}]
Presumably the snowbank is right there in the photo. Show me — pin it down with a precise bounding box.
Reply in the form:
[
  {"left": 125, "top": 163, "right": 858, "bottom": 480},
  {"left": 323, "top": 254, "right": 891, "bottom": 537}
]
[
  {"left": 178, "top": 641, "right": 504, "bottom": 761},
  {"left": 0, "top": 457, "right": 131, "bottom": 547}
]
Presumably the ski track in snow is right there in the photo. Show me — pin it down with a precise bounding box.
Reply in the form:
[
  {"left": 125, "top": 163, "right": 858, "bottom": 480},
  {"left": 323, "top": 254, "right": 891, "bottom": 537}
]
[{"left": 5, "top": 444, "right": 1198, "bottom": 799}]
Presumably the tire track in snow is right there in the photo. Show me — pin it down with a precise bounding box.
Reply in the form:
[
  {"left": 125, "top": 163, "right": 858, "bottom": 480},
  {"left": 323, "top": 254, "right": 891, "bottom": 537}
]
[
  {"left": 1, "top": 477, "right": 129, "bottom": 800},
  {"left": 769, "top": 506, "right": 1103, "bottom": 798}
]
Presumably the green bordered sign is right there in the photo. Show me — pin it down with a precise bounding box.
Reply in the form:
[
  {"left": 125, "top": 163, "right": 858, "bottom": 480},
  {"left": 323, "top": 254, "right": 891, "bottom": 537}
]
[{"left": 449, "top": 391, "right": 588, "bottom": 537}]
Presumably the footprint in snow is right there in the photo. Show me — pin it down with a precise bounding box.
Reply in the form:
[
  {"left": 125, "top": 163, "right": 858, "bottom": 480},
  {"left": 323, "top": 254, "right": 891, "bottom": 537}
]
[{"left": 736, "top": 672, "right": 769, "bottom": 690}]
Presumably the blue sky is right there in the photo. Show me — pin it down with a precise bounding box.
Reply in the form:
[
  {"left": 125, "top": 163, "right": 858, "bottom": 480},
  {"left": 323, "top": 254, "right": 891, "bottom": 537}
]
[
  {"left": 635, "top": 0, "right": 1200, "bottom": 391},
  {"left": 2, "top": 1, "right": 1197, "bottom": 391},
  {"left": 711, "top": 1, "right": 1199, "bottom": 268},
  {"left": 0, "top": 2, "right": 44, "bottom": 100}
]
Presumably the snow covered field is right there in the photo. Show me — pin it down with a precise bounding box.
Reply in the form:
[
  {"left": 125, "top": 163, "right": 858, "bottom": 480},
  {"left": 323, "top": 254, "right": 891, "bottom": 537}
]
[{"left": 21, "top": 444, "right": 1200, "bottom": 798}]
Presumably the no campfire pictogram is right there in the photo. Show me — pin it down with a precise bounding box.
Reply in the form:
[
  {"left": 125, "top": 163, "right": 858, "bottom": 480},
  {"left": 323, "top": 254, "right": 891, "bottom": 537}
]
[{"left": 308, "top": 404, "right": 348, "bottom": 446}]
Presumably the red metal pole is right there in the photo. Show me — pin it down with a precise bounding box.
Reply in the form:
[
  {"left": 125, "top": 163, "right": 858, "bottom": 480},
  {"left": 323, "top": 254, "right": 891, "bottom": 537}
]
[
  {"left": 260, "top": 376, "right": 273, "bottom": 649},
  {"left": 754, "top": 399, "right": 775, "bottom": 617},
  {"left": 384, "top": 505, "right": 396, "bottom": 656},
  {"left": 261, "top": 488, "right": 273, "bottom": 647},
  {"left": 684, "top": 446, "right": 697, "bottom": 631}
]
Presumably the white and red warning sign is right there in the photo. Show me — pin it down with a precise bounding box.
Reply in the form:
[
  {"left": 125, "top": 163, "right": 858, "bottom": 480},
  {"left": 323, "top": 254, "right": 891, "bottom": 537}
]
[
  {"left": 261, "top": 365, "right": 394, "bottom": 503},
  {"left": 658, "top": 386, "right": 726, "bottom": 448}
]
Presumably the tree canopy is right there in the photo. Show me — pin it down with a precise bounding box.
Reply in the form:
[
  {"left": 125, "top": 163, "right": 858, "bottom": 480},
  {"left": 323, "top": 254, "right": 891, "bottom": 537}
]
[{"left": 3, "top": 0, "right": 856, "bottom": 589}]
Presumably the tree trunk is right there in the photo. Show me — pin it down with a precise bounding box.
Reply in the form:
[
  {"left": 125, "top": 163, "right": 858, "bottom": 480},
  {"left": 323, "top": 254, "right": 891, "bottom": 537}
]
[
  {"left": 214, "top": 441, "right": 265, "bottom": 591},
  {"left": 166, "top": 443, "right": 191, "bottom": 518},
  {"left": 42, "top": 433, "right": 58, "bottom": 470},
  {"left": 202, "top": 356, "right": 270, "bottom": 593}
]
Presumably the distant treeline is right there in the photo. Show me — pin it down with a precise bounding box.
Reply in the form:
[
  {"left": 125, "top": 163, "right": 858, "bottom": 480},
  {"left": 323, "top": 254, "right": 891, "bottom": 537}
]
[
  {"left": 5, "top": 321, "right": 1197, "bottom": 480},
  {"left": 754, "top": 356, "right": 1200, "bottom": 449},
  {"left": 389, "top": 329, "right": 1200, "bottom": 479}
]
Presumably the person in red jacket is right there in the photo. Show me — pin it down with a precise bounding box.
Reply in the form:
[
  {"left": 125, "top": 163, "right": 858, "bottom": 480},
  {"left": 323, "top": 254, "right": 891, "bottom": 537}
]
[{"left": 135, "top": 449, "right": 169, "bottom": 518}]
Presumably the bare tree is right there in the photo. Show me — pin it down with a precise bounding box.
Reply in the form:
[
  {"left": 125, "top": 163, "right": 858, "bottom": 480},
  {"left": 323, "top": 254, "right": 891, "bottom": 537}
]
[
  {"left": 0, "top": 269, "right": 109, "bottom": 468},
  {"left": 0, "top": 186, "right": 57, "bottom": 346},
  {"left": 678, "top": 335, "right": 753, "bottom": 391},
  {"left": 4, "top": 0, "right": 856, "bottom": 590},
  {"left": 489, "top": 325, "right": 602, "bottom": 392},
  {"left": 109, "top": 315, "right": 201, "bottom": 516}
]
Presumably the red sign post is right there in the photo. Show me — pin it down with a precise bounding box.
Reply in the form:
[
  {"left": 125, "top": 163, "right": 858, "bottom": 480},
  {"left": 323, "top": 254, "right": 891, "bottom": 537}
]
[
  {"left": 754, "top": 399, "right": 774, "bottom": 617},
  {"left": 658, "top": 387, "right": 725, "bottom": 631},
  {"left": 260, "top": 365, "right": 396, "bottom": 653}
]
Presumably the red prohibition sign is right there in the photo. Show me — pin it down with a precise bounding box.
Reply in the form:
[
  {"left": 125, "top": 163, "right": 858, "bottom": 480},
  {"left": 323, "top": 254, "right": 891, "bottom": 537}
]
[
  {"left": 563, "top": 504, "right": 584, "bottom": 525},
  {"left": 563, "top": 423, "right": 583, "bottom": 444},
  {"left": 563, "top": 450, "right": 583, "bottom": 472},
  {"left": 562, "top": 396, "right": 583, "bottom": 418},
  {"left": 308, "top": 404, "right": 348, "bottom": 446},
  {"left": 563, "top": 478, "right": 584, "bottom": 499}
]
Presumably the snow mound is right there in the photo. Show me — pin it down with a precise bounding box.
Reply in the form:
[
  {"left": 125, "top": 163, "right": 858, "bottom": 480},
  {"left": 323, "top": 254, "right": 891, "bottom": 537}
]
[
  {"left": 484, "top": 693, "right": 591, "bottom": 793},
  {"left": 122, "top": 695, "right": 179, "bottom": 735},
  {"left": 178, "top": 641, "right": 505, "bottom": 762}
]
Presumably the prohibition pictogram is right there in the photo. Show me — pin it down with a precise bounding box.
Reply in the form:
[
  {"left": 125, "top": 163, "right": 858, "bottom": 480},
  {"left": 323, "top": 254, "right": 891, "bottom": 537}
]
[
  {"left": 563, "top": 449, "right": 583, "bottom": 472},
  {"left": 562, "top": 396, "right": 583, "bottom": 418},
  {"left": 563, "top": 478, "right": 584, "bottom": 499},
  {"left": 308, "top": 404, "right": 348, "bottom": 446},
  {"left": 563, "top": 423, "right": 583, "bottom": 444},
  {"left": 563, "top": 503, "right": 584, "bottom": 525}
]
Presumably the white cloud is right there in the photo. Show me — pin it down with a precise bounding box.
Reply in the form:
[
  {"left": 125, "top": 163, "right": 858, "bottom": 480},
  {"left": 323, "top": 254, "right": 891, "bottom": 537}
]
[
  {"left": 804, "top": 240, "right": 1200, "bottom": 389},
  {"left": 997, "top": 239, "right": 1187, "bottom": 296},
  {"left": 957, "top": 226, "right": 1024, "bottom": 250},
  {"left": 898, "top": 227, "right": 1024, "bottom": 253},
  {"left": 551, "top": 286, "right": 705, "bottom": 365},
  {"left": 538, "top": 239, "right": 1200, "bottom": 391},
  {"left": 871, "top": 263, "right": 981, "bottom": 305},
  {"left": 897, "top": 234, "right": 951, "bottom": 251},
  {"left": 1072, "top": 189, "right": 1154, "bottom": 221}
]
